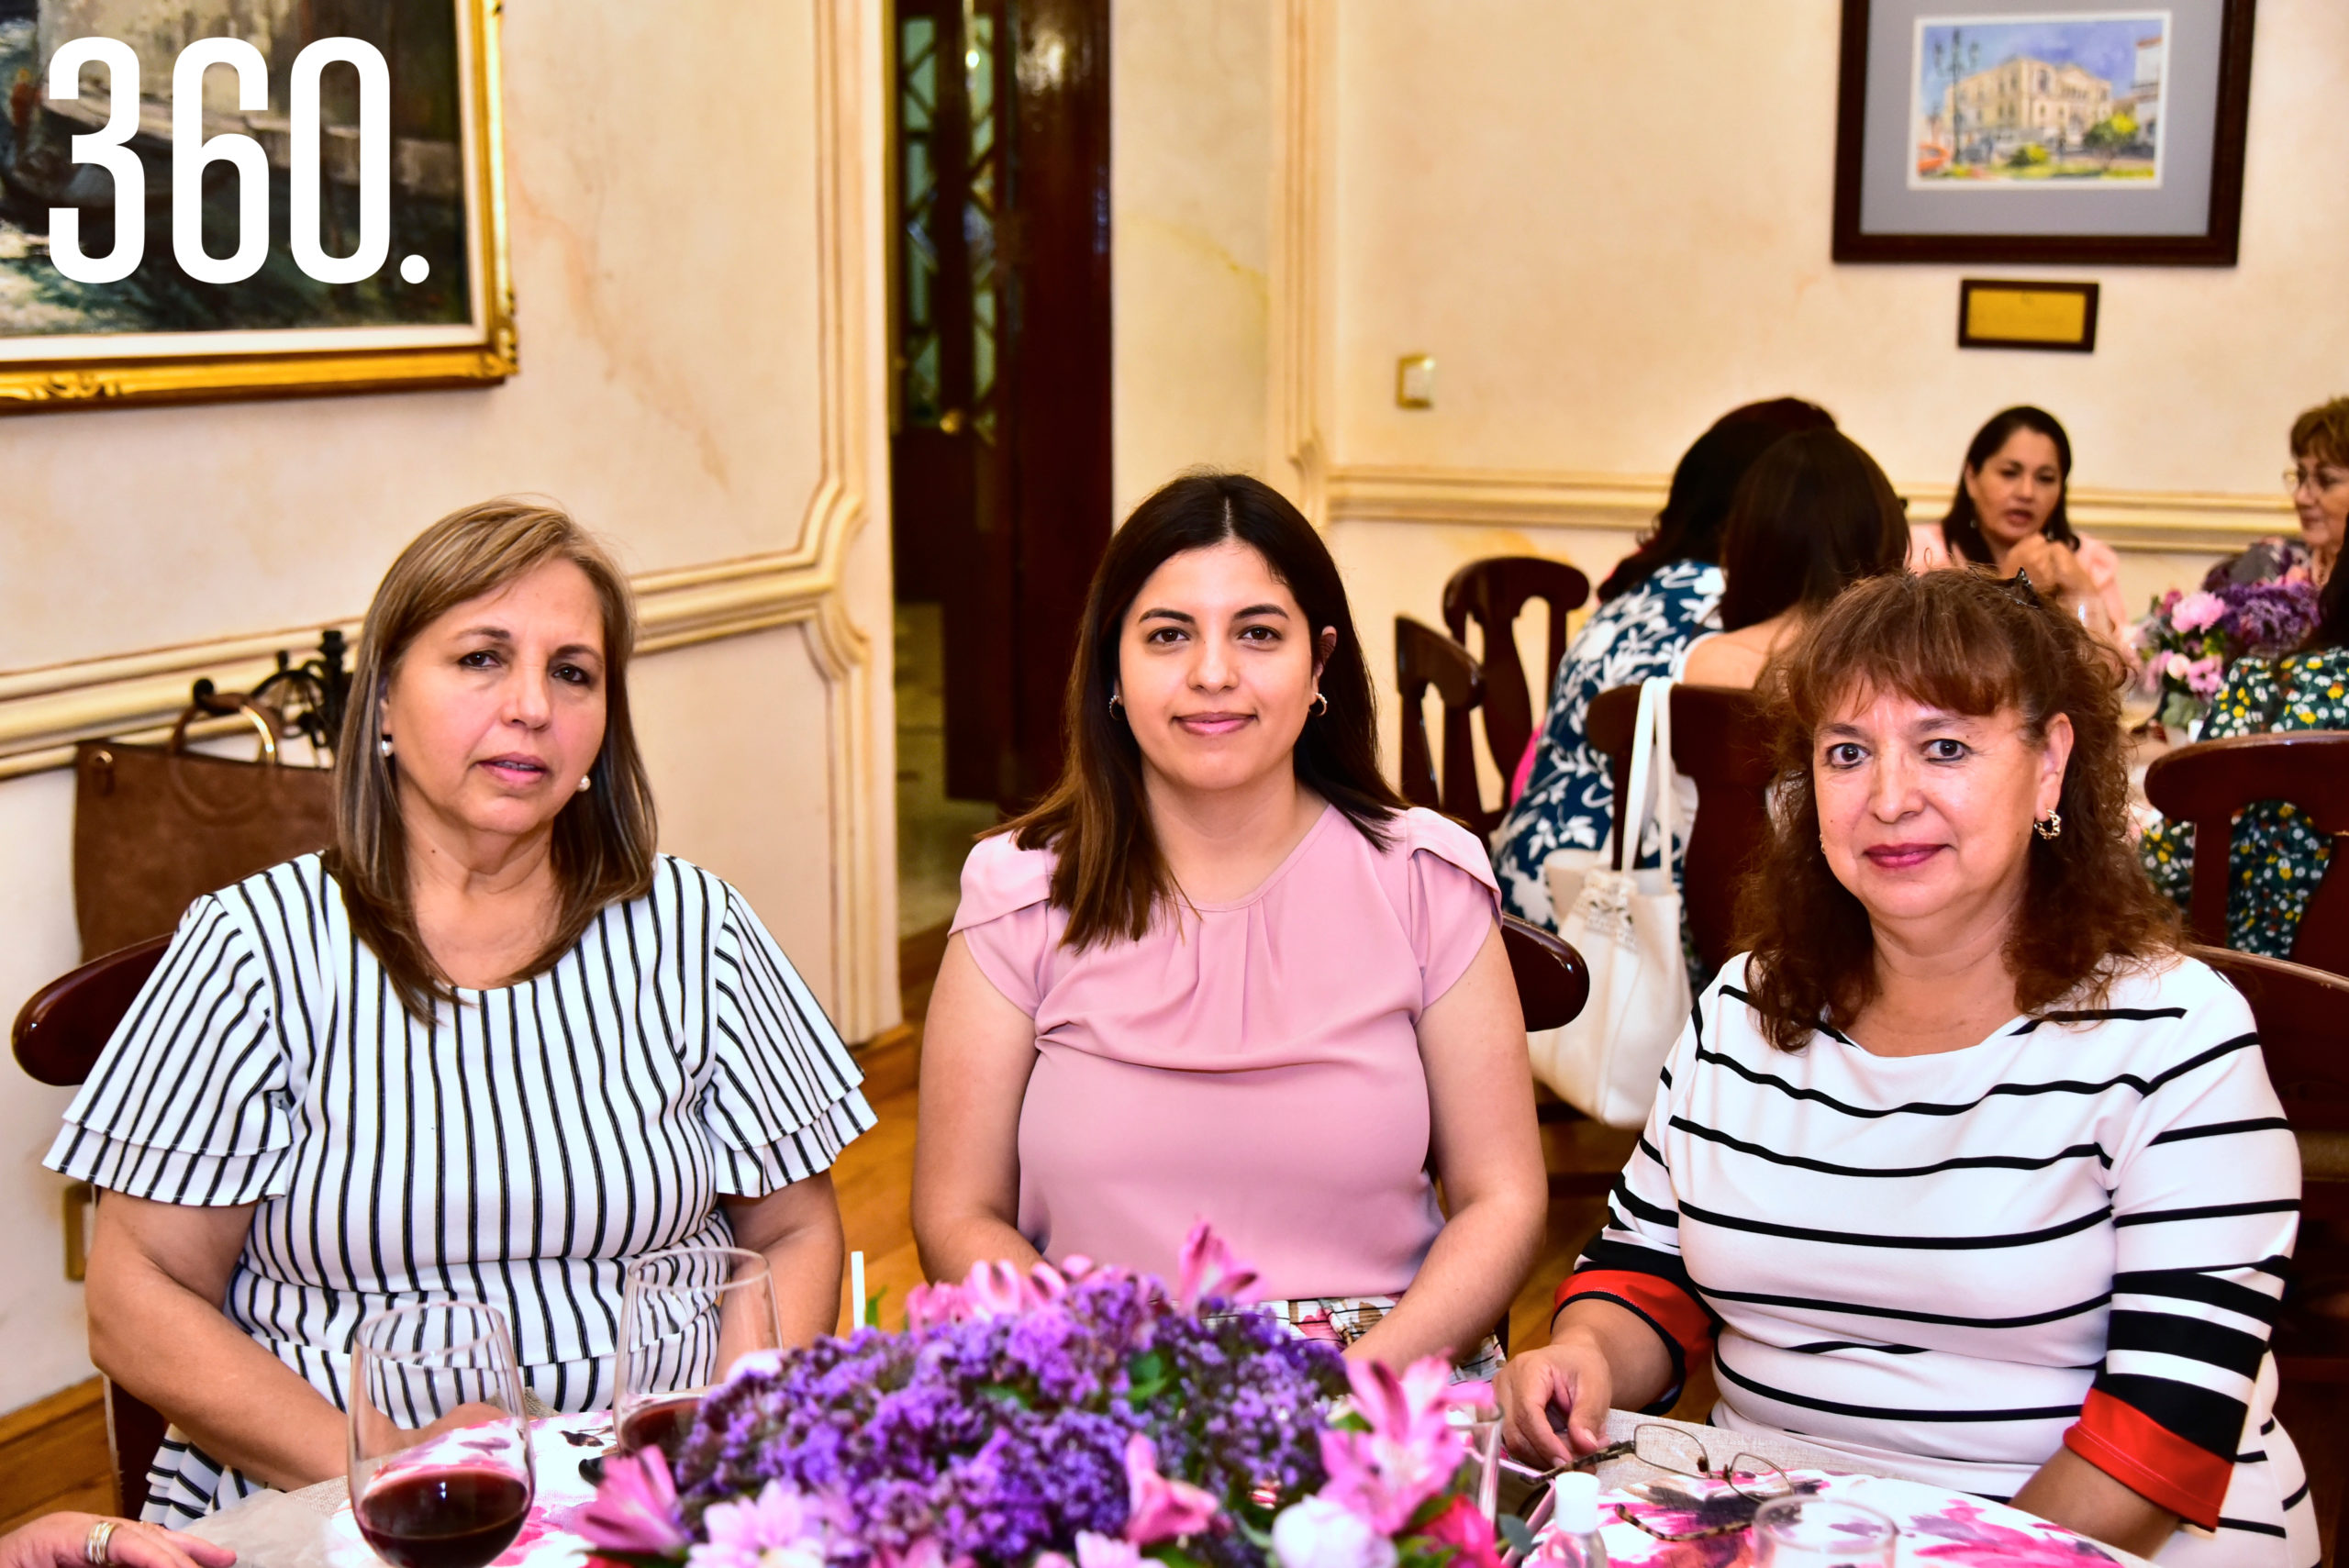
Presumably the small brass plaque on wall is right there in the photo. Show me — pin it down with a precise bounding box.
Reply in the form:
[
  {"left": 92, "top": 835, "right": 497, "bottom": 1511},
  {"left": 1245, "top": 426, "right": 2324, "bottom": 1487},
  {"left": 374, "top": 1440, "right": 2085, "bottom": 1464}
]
[{"left": 1958, "top": 280, "right": 2099, "bottom": 353}]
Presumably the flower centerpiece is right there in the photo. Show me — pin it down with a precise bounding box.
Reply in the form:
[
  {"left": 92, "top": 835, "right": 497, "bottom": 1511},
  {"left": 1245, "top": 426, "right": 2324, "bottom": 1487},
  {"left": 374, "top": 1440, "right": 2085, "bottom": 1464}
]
[
  {"left": 2132, "top": 545, "right": 2319, "bottom": 735},
  {"left": 580, "top": 1226, "right": 1502, "bottom": 1568}
]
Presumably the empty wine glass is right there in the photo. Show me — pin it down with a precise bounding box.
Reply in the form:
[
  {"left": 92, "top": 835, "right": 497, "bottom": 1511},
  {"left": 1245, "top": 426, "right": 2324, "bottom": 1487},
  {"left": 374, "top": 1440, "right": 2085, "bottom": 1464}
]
[
  {"left": 349, "top": 1301, "right": 537, "bottom": 1568},
  {"left": 617, "top": 1245, "right": 782, "bottom": 1462},
  {"left": 1751, "top": 1496, "right": 1898, "bottom": 1568}
]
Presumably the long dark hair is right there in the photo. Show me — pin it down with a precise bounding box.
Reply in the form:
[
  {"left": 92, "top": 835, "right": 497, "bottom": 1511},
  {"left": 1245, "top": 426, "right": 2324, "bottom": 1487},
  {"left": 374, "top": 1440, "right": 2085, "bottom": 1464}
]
[
  {"left": 1736, "top": 571, "right": 2176, "bottom": 1051},
  {"left": 1715, "top": 430, "right": 1910, "bottom": 632},
  {"left": 1000, "top": 472, "right": 1404, "bottom": 949},
  {"left": 1597, "top": 398, "right": 1837, "bottom": 602},
  {"left": 1940, "top": 406, "right": 2078, "bottom": 565}
]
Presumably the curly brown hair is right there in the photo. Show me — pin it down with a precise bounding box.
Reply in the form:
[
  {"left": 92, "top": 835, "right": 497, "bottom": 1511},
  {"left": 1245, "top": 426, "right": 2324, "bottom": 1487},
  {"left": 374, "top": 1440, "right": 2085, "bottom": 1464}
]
[{"left": 1735, "top": 570, "right": 2178, "bottom": 1051}]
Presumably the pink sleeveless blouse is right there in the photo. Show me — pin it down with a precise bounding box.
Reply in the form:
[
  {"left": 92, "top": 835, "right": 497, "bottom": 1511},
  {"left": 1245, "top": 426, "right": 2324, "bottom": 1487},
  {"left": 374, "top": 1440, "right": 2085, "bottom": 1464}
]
[{"left": 950, "top": 805, "right": 1500, "bottom": 1300}]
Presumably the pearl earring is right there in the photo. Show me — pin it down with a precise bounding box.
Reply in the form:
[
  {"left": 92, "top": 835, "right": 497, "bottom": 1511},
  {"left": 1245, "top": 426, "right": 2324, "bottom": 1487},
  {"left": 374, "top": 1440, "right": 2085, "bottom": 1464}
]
[
  {"left": 576, "top": 773, "right": 592, "bottom": 794},
  {"left": 378, "top": 736, "right": 394, "bottom": 759}
]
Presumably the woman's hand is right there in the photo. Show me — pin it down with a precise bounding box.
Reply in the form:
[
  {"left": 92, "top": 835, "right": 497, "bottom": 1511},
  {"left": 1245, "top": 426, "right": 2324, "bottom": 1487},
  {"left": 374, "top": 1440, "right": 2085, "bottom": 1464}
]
[
  {"left": 2003, "top": 534, "right": 2094, "bottom": 608},
  {"left": 1495, "top": 1329, "right": 1616, "bottom": 1466},
  {"left": 0, "top": 1516, "right": 233, "bottom": 1568},
  {"left": 1496, "top": 1298, "right": 1678, "bottom": 1467}
]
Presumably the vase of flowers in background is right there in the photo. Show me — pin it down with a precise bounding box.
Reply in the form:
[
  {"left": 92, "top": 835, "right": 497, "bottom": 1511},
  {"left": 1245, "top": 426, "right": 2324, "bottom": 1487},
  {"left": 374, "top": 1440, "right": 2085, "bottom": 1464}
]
[
  {"left": 578, "top": 1226, "right": 1506, "bottom": 1568},
  {"left": 2132, "top": 537, "right": 2318, "bottom": 738}
]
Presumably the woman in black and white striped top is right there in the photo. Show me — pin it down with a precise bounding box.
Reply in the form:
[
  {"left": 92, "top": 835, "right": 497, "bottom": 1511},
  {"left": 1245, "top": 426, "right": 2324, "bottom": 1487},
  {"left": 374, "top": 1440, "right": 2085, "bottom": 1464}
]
[
  {"left": 1497, "top": 571, "right": 2310, "bottom": 1566},
  {"left": 48, "top": 501, "right": 871, "bottom": 1522}
]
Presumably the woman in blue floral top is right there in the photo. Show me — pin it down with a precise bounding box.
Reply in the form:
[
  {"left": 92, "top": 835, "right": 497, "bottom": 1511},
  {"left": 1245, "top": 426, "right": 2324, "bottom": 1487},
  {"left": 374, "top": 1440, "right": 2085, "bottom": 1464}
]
[
  {"left": 1491, "top": 399, "right": 1831, "bottom": 925},
  {"left": 2140, "top": 568, "right": 2349, "bottom": 957}
]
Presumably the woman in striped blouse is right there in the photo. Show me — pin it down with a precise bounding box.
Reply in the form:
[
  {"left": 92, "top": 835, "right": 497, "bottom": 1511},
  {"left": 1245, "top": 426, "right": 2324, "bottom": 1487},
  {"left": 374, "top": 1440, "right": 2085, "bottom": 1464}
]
[
  {"left": 1495, "top": 570, "right": 2310, "bottom": 1564},
  {"left": 47, "top": 501, "right": 872, "bottom": 1522}
]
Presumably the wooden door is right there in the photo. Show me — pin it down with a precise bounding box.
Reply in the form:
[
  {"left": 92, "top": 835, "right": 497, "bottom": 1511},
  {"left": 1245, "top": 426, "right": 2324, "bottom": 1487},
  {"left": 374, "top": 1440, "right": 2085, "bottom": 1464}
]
[{"left": 889, "top": 0, "right": 1110, "bottom": 808}]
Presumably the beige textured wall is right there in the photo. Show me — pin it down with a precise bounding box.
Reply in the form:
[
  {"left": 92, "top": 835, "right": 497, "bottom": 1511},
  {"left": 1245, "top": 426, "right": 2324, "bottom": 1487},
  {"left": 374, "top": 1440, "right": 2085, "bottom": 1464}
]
[
  {"left": 1111, "top": 0, "right": 1277, "bottom": 521},
  {"left": 0, "top": 0, "right": 893, "bottom": 1411},
  {"left": 1109, "top": 0, "right": 2343, "bottom": 810},
  {"left": 1327, "top": 0, "right": 2348, "bottom": 495}
]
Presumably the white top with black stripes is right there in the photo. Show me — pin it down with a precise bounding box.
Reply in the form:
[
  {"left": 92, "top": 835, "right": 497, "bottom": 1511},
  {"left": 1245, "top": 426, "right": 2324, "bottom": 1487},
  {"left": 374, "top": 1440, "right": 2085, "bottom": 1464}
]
[
  {"left": 47, "top": 853, "right": 873, "bottom": 1523},
  {"left": 1564, "top": 952, "right": 2312, "bottom": 1568}
]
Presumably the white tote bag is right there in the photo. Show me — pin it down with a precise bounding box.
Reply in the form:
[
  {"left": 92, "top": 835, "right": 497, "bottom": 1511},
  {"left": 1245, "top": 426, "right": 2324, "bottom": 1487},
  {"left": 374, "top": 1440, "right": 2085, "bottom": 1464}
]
[{"left": 1529, "top": 677, "right": 1694, "bottom": 1128}]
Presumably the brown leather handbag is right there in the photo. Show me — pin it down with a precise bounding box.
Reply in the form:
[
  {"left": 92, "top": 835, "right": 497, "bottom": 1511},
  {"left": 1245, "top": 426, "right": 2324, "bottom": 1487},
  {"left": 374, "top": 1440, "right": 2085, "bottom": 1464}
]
[{"left": 72, "top": 698, "right": 338, "bottom": 960}]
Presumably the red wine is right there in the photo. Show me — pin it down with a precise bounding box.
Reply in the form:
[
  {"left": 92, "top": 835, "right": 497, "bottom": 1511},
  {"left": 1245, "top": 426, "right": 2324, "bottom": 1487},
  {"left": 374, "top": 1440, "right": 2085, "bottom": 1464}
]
[
  {"left": 619, "top": 1395, "right": 702, "bottom": 1461},
  {"left": 357, "top": 1467, "right": 530, "bottom": 1568}
]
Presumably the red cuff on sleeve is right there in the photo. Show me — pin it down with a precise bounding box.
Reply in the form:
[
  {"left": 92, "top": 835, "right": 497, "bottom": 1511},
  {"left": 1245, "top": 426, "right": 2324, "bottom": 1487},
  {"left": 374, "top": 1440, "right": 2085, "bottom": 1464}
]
[
  {"left": 1558, "top": 1269, "right": 1713, "bottom": 1364},
  {"left": 2064, "top": 1389, "right": 2232, "bottom": 1530}
]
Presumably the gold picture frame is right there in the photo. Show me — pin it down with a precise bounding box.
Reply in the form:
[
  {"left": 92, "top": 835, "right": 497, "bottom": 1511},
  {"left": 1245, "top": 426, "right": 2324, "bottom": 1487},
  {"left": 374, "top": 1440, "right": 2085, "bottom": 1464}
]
[{"left": 0, "top": 0, "right": 514, "bottom": 413}]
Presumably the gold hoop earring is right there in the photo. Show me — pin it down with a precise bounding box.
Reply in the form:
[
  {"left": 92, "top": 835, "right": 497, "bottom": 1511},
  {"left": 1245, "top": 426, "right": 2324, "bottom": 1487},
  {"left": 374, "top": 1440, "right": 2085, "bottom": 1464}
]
[
  {"left": 1310, "top": 692, "right": 1329, "bottom": 717},
  {"left": 2033, "top": 810, "right": 2063, "bottom": 840},
  {"left": 1108, "top": 693, "right": 1124, "bottom": 718}
]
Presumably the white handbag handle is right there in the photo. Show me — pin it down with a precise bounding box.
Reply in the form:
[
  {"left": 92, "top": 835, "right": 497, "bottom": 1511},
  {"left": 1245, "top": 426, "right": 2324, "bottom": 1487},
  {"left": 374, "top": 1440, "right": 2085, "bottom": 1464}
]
[{"left": 1611, "top": 677, "right": 1679, "bottom": 873}]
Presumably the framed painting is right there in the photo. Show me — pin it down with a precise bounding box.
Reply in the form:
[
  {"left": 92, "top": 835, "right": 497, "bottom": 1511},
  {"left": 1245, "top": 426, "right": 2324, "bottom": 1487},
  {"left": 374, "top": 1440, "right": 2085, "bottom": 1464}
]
[
  {"left": 1832, "top": 0, "right": 2256, "bottom": 264},
  {"left": 0, "top": 0, "right": 512, "bottom": 412}
]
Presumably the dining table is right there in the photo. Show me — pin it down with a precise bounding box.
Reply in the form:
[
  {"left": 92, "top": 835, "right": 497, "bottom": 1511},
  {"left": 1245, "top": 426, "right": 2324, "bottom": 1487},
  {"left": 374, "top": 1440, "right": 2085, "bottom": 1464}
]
[{"left": 182, "top": 1407, "right": 2158, "bottom": 1568}]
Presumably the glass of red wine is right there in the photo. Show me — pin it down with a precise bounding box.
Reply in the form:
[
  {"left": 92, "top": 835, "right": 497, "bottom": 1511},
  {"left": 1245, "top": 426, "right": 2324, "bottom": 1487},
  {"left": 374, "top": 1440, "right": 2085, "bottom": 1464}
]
[
  {"left": 617, "top": 1245, "right": 781, "bottom": 1464},
  {"left": 349, "top": 1301, "right": 537, "bottom": 1568}
]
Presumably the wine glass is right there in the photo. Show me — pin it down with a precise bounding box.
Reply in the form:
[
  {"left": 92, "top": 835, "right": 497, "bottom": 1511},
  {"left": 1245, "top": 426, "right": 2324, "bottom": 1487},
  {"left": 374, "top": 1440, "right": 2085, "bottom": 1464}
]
[
  {"left": 617, "top": 1245, "right": 782, "bottom": 1462},
  {"left": 1751, "top": 1496, "right": 1898, "bottom": 1568},
  {"left": 349, "top": 1301, "right": 537, "bottom": 1568}
]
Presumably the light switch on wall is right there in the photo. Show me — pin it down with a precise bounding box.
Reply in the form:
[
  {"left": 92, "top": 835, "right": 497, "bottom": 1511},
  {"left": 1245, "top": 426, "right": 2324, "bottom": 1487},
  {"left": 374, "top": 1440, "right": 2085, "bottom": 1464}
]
[{"left": 1396, "top": 354, "right": 1435, "bottom": 409}]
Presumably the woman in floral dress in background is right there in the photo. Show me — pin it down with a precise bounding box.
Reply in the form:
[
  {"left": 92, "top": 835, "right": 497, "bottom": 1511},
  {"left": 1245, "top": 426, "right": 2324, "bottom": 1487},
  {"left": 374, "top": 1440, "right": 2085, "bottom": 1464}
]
[
  {"left": 1489, "top": 398, "right": 1829, "bottom": 926},
  {"left": 2141, "top": 564, "right": 2349, "bottom": 956}
]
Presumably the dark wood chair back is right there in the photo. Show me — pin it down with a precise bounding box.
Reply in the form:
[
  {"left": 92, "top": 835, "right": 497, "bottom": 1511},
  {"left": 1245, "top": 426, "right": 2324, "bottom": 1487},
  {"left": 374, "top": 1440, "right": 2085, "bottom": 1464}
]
[
  {"left": 1586, "top": 683, "right": 1777, "bottom": 973},
  {"left": 2191, "top": 945, "right": 2349, "bottom": 1398},
  {"left": 1442, "top": 558, "right": 1591, "bottom": 799},
  {"left": 2143, "top": 732, "right": 2349, "bottom": 977},
  {"left": 1502, "top": 916, "right": 1588, "bottom": 1031},
  {"left": 1396, "top": 616, "right": 1497, "bottom": 835},
  {"left": 12, "top": 934, "right": 174, "bottom": 1516}
]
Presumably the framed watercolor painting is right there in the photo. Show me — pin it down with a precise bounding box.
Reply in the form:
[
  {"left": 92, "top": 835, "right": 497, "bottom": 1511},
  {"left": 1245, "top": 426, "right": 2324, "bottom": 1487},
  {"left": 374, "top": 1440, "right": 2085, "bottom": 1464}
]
[
  {"left": 0, "top": 0, "right": 512, "bottom": 412},
  {"left": 1832, "top": 0, "right": 2256, "bottom": 264}
]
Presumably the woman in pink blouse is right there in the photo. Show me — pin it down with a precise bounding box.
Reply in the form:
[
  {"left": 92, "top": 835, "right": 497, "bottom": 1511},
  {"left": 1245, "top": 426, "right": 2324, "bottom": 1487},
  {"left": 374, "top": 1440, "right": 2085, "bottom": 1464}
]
[{"left": 912, "top": 473, "right": 1547, "bottom": 1373}]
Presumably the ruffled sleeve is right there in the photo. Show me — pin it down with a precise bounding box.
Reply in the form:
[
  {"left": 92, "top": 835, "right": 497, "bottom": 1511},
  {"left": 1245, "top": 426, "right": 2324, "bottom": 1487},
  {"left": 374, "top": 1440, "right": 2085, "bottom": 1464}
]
[
  {"left": 701, "top": 884, "right": 875, "bottom": 1195},
  {"left": 45, "top": 895, "right": 294, "bottom": 1207},
  {"left": 1394, "top": 808, "right": 1502, "bottom": 1009},
  {"left": 949, "top": 831, "right": 1059, "bottom": 1017}
]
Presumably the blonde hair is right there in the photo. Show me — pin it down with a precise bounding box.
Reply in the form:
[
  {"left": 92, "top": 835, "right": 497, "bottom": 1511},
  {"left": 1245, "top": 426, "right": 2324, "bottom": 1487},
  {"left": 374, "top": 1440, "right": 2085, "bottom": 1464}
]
[{"left": 328, "top": 498, "right": 658, "bottom": 1019}]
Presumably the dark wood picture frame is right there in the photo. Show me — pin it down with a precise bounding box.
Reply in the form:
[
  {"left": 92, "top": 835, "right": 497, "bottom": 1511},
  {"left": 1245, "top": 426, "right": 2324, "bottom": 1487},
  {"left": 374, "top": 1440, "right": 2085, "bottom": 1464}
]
[
  {"left": 1956, "top": 279, "right": 2100, "bottom": 351},
  {"left": 1832, "top": 0, "right": 2257, "bottom": 265}
]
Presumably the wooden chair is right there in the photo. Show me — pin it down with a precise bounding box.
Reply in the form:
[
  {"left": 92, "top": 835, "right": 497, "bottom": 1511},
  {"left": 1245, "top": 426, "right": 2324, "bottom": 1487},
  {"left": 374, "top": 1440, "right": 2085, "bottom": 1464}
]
[
  {"left": 1501, "top": 916, "right": 1588, "bottom": 1032},
  {"left": 1441, "top": 558, "right": 1590, "bottom": 802},
  {"left": 1586, "top": 683, "right": 1777, "bottom": 975},
  {"left": 2143, "top": 732, "right": 2349, "bottom": 977},
  {"left": 13, "top": 935, "right": 173, "bottom": 1516},
  {"left": 2188, "top": 946, "right": 2349, "bottom": 1404},
  {"left": 1396, "top": 616, "right": 1498, "bottom": 835}
]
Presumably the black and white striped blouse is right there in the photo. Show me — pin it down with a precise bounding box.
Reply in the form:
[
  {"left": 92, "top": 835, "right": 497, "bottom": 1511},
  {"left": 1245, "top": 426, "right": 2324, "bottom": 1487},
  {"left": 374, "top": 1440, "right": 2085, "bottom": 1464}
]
[
  {"left": 1563, "top": 952, "right": 2312, "bottom": 1568},
  {"left": 47, "top": 853, "right": 873, "bottom": 1522}
]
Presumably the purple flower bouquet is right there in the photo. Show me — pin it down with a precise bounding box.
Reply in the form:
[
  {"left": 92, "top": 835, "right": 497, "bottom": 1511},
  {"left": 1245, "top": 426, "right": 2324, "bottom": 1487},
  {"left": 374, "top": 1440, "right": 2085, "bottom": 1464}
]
[
  {"left": 579, "top": 1227, "right": 1502, "bottom": 1568},
  {"left": 2131, "top": 542, "right": 2318, "bottom": 733}
]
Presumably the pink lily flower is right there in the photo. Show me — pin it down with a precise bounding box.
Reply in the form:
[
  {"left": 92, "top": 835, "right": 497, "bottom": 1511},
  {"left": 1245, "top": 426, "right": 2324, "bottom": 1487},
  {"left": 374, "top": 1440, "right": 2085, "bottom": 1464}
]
[
  {"left": 577, "top": 1445, "right": 692, "bottom": 1558},
  {"left": 1122, "top": 1433, "right": 1222, "bottom": 1543},
  {"left": 1316, "top": 1358, "right": 1478, "bottom": 1534},
  {"left": 1175, "top": 1221, "right": 1262, "bottom": 1308}
]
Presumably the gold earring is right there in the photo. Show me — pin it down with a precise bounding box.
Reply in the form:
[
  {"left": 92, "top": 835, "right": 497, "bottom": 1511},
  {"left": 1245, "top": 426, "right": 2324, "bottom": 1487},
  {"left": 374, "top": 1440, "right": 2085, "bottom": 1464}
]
[
  {"left": 2033, "top": 810, "right": 2063, "bottom": 840},
  {"left": 1108, "top": 693, "right": 1124, "bottom": 717},
  {"left": 1310, "top": 692, "right": 1330, "bottom": 717}
]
